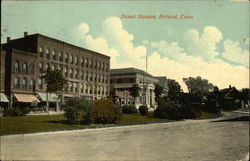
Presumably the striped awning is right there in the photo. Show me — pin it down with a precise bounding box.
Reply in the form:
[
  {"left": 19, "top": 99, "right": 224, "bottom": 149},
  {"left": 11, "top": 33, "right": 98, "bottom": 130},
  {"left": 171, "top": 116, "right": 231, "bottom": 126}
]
[
  {"left": 37, "top": 92, "right": 59, "bottom": 102},
  {"left": 0, "top": 93, "right": 9, "bottom": 102},
  {"left": 14, "top": 94, "right": 40, "bottom": 103}
]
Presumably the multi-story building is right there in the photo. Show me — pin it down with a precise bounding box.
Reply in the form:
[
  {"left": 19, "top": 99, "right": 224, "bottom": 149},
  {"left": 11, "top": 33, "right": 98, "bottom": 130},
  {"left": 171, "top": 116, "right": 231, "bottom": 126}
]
[
  {"left": 1, "top": 32, "right": 110, "bottom": 110},
  {"left": 110, "top": 68, "right": 158, "bottom": 109},
  {"left": 0, "top": 48, "right": 9, "bottom": 109}
]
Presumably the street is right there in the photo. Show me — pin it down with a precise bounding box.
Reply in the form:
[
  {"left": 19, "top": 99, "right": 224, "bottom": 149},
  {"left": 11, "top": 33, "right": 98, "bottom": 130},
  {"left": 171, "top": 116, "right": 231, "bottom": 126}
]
[{"left": 1, "top": 112, "right": 249, "bottom": 161}]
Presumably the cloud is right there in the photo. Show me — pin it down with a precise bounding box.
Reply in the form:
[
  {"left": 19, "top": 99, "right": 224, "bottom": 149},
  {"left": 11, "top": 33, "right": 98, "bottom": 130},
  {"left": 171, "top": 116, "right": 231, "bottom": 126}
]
[
  {"left": 76, "top": 17, "right": 249, "bottom": 91},
  {"left": 184, "top": 26, "right": 223, "bottom": 61},
  {"left": 221, "top": 39, "right": 249, "bottom": 67}
]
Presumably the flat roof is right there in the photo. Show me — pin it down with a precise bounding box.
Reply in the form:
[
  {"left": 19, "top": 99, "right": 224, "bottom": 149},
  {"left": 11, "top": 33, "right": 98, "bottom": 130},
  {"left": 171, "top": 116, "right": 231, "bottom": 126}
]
[{"left": 110, "top": 67, "right": 155, "bottom": 78}]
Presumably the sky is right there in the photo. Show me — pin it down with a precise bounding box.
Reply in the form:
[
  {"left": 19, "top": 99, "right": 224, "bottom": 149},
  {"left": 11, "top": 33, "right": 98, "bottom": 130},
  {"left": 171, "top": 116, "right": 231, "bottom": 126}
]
[{"left": 1, "top": 0, "right": 249, "bottom": 91}]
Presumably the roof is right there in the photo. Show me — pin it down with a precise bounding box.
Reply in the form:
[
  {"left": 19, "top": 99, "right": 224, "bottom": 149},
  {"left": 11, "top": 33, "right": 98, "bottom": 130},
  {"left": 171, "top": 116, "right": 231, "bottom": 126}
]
[
  {"left": 110, "top": 68, "right": 154, "bottom": 77},
  {"left": 14, "top": 94, "right": 40, "bottom": 103},
  {"left": 220, "top": 87, "right": 240, "bottom": 99},
  {"left": 156, "top": 76, "right": 167, "bottom": 88},
  {"left": 0, "top": 93, "right": 9, "bottom": 102},
  {"left": 2, "top": 33, "right": 110, "bottom": 59}
]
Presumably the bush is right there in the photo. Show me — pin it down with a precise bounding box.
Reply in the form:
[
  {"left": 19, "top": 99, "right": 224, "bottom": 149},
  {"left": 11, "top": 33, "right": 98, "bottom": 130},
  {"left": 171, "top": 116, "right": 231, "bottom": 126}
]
[
  {"left": 64, "top": 107, "right": 83, "bottom": 124},
  {"left": 122, "top": 105, "right": 138, "bottom": 114},
  {"left": 180, "top": 103, "right": 201, "bottom": 119},
  {"left": 139, "top": 105, "right": 148, "bottom": 116},
  {"left": 3, "top": 108, "right": 30, "bottom": 117},
  {"left": 92, "top": 98, "right": 121, "bottom": 124},
  {"left": 63, "top": 97, "right": 93, "bottom": 124}
]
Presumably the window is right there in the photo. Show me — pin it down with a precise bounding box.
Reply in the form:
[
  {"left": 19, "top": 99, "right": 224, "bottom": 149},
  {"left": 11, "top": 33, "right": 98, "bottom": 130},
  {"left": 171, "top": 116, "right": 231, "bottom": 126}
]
[
  {"left": 64, "top": 67, "right": 68, "bottom": 77},
  {"left": 39, "top": 62, "right": 43, "bottom": 73},
  {"left": 75, "top": 69, "right": 78, "bottom": 79},
  {"left": 28, "top": 63, "right": 34, "bottom": 74},
  {"left": 70, "top": 54, "right": 73, "bottom": 64},
  {"left": 102, "top": 62, "right": 105, "bottom": 71},
  {"left": 59, "top": 51, "right": 63, "bottom": 62},
  {"left": 81, "top": 71, "right": 84, "bottom": 80},
  {"left": 75, "top": 56, "right": 78, "bottom": 65},
  {"left": 89, "top": 85, "right": 92, "bottom": 94},
  {"left": 80, "top": 57, "right": 84, "bottom": 66},
  {"left": 29, "top": 79, "right": 34, "bottom": 90},
  {"left": 85, "top": 58, "right": 88, "bottom": 68},
  {"left": 46, "top": 48, "right": 50, "bottom": 59},
  {"left": 22, "top": 78, "right": 27, "bottom": 89},
  {"left": 81, "top": 83, "right": 84, "bottom": 93},
  {"left": 14, "top": 61, "right": 19, "bottom": 73},
  {"left": 14, "top": 77, "right": 19, "bottom": 89},
  {"left": 52, "top": 49, "right": 57, "bottom": 60},
  {"left": 39, "top": 46, "right": 44, "bottom": 57},
  {"left": 38, "top": 78, "right": 43, "bottom": 89},
  {"left": 70, "top": 68, "right": 73, "bottom": 78},
  {"left": 22, "top": 63, "right": 27, "bottom": 74},
  {"left": 85, "top": 84, "right": 88, "bottom": 94},
  {"left": 89, "top": 59, "right": 92, "bottom": 68},
  {"left": 94, "top": 60, "right": 97, "bottom": 70},
  {"left": 45, "top": 63, "right": 50, "bottom": 71},
  {"left": 51, "top": 64, "right": 55, "bottom": 70},
  {"left": 85, "top": 71, "right": 88, "bottom": 81},
  {"left": 69, "top": 82, "right": 73, "bottom": 92},
  {"left": 98, "top": 61, "right": 101, "bottom": 70},
  {"left": 75, "top": 83, "right": 78, "bottom": 92},
  {"left": 89, "top": 72, "right": 92, "bottom": 81},
  {"left": 105, "top": 63, "right": 109, "bottom": 72},
  {"left": 64, "top": 52, "right": 68, "bottom": 63},
  {"left": 98, "top": 74, "right": 100, "bottom": 82}
]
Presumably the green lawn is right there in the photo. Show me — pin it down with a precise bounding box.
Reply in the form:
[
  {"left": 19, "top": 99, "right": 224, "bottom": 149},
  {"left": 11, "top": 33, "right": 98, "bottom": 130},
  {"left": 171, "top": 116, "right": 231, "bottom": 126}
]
[{"left": 0, "top": 112, "right": 222, "bottom": 135}]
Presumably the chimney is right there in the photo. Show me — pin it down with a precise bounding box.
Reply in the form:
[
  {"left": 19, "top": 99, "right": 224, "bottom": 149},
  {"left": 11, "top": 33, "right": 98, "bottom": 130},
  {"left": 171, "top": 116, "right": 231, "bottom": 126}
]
[
  {"left": 7, "top": 37, "right": 11, "bottom": 43},
  {"left": 229, "top": 85, "right": 232, "bottom": 89},
  {"left": 24, "top": 32, "right": 28, "bottom": 37}
]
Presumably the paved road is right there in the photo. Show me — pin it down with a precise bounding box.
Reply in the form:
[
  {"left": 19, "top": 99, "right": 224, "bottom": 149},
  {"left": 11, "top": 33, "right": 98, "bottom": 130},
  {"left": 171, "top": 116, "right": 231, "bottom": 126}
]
[{"left": 1, "top": 112, "right": 249, "bottom": 161}]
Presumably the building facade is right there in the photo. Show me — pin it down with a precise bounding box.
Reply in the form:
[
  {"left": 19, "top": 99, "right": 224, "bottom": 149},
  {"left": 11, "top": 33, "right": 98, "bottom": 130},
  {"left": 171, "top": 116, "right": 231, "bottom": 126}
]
[
  {"left": 110, "top": 68, "right": 158, "bottom": 109},
  {"left": 1, "top": 32, "right": 110, "bottom": 110}
]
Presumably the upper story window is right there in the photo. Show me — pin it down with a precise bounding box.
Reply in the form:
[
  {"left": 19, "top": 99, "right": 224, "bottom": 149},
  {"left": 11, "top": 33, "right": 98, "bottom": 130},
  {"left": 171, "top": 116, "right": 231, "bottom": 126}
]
[
  {"left": 94, "top": 60, "right": 97, "bottom": 70},
  {"left": 28, "top": 79, "right": 35, "bottom": 90},
  {"left": 85, "top": 58, "right": 88, "bottom": 68},
  {"left": 85, "top": 71, "right": 88, "bottom": 81},
  {"left": 89, "top": 59, "right": 92, "bottom": 68},
  {"left": 45, "top": 63, "right": 50, "bottom": 71},
  {"left": 105, "top": 63, "right": 109, "bottom": 72},
  {"left": 80, "top": 71, "right": 84, "bottom": 80},
  {"left": 38, "top": 77, "right": 43, "bottom": 90},
  {"left": 45, "top": 48, "right": 50, "bottom": 59},
  {"left": 70, "top": 68, "right": 73, "bottom": 78},
  {"left": 80, "top": 57, "right": 84, "bottom": 66},
  {"left": 75, "top": 56, "right": 78, "bottom": 65},
  {"left": 64, "top": 66, "right": 68, "bottom": 77},
  {"left": 52, "top": 49, "right": 57, "bottom": 61},
  {"left": 22, "top": 77, "right": 27, "bottom": 89},
  {"left": 27, "top": 63, "right": 34, "bottom": 74},
  {"left": 14, "top": 61, "right": 19, "bottom": 73},
  {"left": 22, "top": 63, "right": 27, "bottom": 74},
  {"left": 14, "top": 77, "right": 20, "bottom": 89},
  {"left": 64, "top": 52, "right": 68, "bottom": 63},
  {"left": 39, "top": 46, "right": 44, "bottom": 57},
  {"left": 75, "top": 69, "right": 78, "bottom": 79},
  {"left": 70, "top": 54, "right": 73, "bottom": 64},
  {"left": 51, "top": 64, "right": 55, "bottom": 70},
  {"left": 102, "top": 62, "right": 105, "bottom": 71},
  {"left": 58, "top": 51, "right": 63, "bottom": 62},
  {"left": 39, "top": 62, "right": 43, "bottom": 73}
]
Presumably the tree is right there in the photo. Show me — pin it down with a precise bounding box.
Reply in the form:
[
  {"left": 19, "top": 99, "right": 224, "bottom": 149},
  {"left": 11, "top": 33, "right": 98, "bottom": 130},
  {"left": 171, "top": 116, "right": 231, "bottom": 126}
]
[
  {"left": 42, "top": 68, "right": 67, "bottom": 112},
  {"left": 167, "top": 79, "right": 182, "bottom": 103},
  {"left": 130, "top": 84, "right": 140, "bottom": 103},
  {"left": 241, "top": 88, "right": 250, "bottom": 107},
  {"left": 183, "top": 76, "right": 214, "bottom": 94},
  {"left": 154, "top": 83, "right": 163, "bottom": 102}
]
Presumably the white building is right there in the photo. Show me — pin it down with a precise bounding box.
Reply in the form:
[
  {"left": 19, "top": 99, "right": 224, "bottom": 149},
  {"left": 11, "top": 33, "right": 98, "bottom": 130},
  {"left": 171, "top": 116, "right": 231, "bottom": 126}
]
[{"left": 110, "top": 68, "right": 158, "bottom": 109}]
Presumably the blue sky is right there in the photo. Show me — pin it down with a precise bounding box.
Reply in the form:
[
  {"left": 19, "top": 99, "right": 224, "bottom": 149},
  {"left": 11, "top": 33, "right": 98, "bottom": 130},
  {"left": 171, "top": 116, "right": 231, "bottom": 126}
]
[{"left": 1, "top": 0, "right": 249, "bottom": 91}]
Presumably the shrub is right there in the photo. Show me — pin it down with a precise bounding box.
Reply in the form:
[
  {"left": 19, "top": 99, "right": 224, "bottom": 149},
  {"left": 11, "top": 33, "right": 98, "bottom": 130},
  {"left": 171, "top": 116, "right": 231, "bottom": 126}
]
[
  {"left": 139, "top": 105, "right": 148, "bottom": 116},
  {"left": 122, "top": 105, "right": 138, "bottom": 114},
  {"left": 63, "top": 97, "right": 93, "bottom": 124},
  {"left": 64, "top": 107, "right": 83, "bottom": 124},
  {"left": 3, "top": 108, "right": 30, "bottom": 117},
  {"left": 180, "top": 103, "right": 201, "bottom": 119},
  {"left": 92, "top": 98, "right": 121, "bottom": 123}
]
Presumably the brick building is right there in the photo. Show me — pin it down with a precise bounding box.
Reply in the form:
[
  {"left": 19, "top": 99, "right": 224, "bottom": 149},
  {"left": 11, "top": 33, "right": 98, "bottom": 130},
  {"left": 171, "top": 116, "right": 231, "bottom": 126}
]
[{"left": 1, "top": 32, "right": 110, "bottom": 110}]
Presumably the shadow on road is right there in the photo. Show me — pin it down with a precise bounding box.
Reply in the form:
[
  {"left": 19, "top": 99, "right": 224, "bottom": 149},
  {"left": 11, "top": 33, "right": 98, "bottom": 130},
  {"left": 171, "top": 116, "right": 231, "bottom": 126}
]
[{"left": 212, "top": 116, "right": 250, "bottom": 122}]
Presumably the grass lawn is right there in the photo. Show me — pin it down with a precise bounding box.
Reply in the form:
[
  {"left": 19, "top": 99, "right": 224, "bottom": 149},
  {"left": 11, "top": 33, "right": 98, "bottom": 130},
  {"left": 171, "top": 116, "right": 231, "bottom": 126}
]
[
  {"left": 198, "top": 111, "right": 223, "bottom": 120},
  {"left": 0, "top": 112, "right": 170, "bottom": 135},
  {"left": 0, "top": 112, "right": 222, "bottom": 135}
]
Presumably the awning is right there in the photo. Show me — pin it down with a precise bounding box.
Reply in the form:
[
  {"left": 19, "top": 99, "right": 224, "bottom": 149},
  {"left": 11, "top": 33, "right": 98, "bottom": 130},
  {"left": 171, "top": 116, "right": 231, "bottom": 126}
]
[
  {"left": 14, "top": 94, "right": 40, "bottom": 103},
  {"left": 0, "top": 93, "right": 9, "bottom": 102},
  {"left": 37, "top": 92, "right": 59, "bottom": 102}
]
